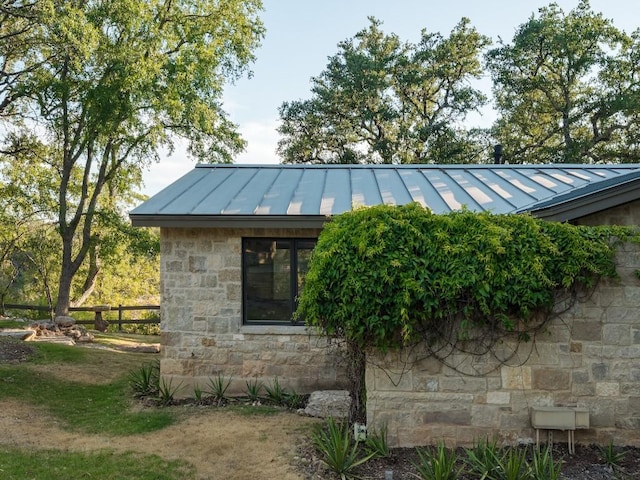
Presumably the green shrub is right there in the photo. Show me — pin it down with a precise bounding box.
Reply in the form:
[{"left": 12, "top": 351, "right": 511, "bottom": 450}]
[
  {"left": 110, "top": 322, "right": 160, "bottom": 336},
  {"left": 193, "top": 384, "right": 204, "bottom": 404},
  {"left": 298, "top": 204, "right": 632, "bottom": 352}
]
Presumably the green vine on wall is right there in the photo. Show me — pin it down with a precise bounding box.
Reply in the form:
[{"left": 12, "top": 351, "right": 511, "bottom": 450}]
[{"left": 297, "top": 204, "right": 637, "bottom": 417}]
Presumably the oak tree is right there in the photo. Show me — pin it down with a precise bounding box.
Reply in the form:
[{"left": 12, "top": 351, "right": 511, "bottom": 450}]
[
  {"left": 278, "top": 17, "right": 491, "bottom": 164},
  {"left": 0, "top": 0, "right": 264, "bottom": 315},
  {"left": 486, "top": 0, "right": 640, "bottom": 163}
]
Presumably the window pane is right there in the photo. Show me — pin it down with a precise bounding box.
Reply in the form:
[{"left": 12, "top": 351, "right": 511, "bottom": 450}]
[
  {"left": 244, "top": 239, "right": 292, "bottom": 322},
  {"left": 296, "top": 243, "right": 315, "bottom": 293}
]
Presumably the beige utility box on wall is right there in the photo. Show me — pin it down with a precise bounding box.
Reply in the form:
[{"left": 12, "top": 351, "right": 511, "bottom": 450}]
[
  {"left": 530, "top": 406, "right": 590, "bottom": 454},
  {"left": 531, "top": 406, "right": 590, "bottom": 430}
]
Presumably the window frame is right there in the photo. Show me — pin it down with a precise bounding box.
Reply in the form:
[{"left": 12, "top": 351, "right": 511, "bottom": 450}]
[{"left": 241, "top": 237, "right": 316, "bottom": 325}]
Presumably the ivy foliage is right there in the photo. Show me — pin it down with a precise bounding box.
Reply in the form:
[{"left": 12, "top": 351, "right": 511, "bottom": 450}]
[{"left": 297, "top": 204, "right": 634, "bottom": 351}]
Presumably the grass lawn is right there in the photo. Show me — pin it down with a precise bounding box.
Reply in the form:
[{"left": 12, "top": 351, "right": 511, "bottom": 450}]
[
  {"left": 0, "top": 342, "right": 174, "bottom": 435},
  {"left": 0, "top": 339, "right": 192, "bottom": 479},
  {"left": 0, "top": 448, "right": 195, "bottom": 480},
  {"left": 94, "top": 331, "right": 161, "bottom": 345},
  {"left": 0, "top": 318, "right": 30, "bottom": 329}
]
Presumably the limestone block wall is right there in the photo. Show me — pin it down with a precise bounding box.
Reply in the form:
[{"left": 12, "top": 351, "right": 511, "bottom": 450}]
[
  {"left": 367, "top": 240, "right": 640, "bottom": 448},
  {"left": 159, "top": 227, "right": 348, "bottom": 397}
]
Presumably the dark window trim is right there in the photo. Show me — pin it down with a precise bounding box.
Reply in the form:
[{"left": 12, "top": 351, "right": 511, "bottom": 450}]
[{"left": 242, "top": 237, "right": 316, "bottom": 325}]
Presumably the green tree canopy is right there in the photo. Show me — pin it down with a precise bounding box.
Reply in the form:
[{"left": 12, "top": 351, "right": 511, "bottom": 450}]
[
  {"left": 0, "top": 0, "right": 264, "bottom": 315},
  {"left": 277, "top": 17, "right": 491, "bottom": 165},
  {"left": 486, "top": 0, "right": 640, "bottom": 163}
]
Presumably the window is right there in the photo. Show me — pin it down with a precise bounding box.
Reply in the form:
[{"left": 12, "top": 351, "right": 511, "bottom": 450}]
[{"left": 242, "top": 238, "right": 316, "bottom": 324}]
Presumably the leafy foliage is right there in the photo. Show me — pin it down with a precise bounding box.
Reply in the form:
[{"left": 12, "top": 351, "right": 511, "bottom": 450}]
[
  {"left": 158, "top": 377, "right": 182, "bottom": 407},
  {"left": 464, "top": 442, "right": 561, "bottom": 480},
  {"left": 495, "top": 447, "right": 531, "bottom": 480},
  {"left": 0, "top": 0, "right": 264, "bottom": 315},
  {"left": 487, "top": 0, "right": 640, "bottom": 164},
  {"left": 278, "top": 17, "right": 491, "bottom": 165},
  {"left": 298, "top": 203, "right": 633, "bottom": 353},
  {"left": 264, "top": 376, "right": 289, "bottom": 405}
]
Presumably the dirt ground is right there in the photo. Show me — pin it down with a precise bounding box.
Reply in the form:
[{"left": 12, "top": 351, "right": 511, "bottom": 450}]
[
  {"left": 1, "top": 336, "right": 640, "bottom": 480},
  {"left": 0, "top": 336, "right": 320, "bottom": 480},
  {"left": 0, "top": 399, "right": 318, "bottom": 480}
]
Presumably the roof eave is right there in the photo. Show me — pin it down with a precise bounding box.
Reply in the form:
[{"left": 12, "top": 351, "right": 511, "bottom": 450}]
[
  {"left": 129, "top": 214, "right": 330, "bottom": 229},
  {"left": 528, "top": 178, "right": 640, "bottom": 222}
]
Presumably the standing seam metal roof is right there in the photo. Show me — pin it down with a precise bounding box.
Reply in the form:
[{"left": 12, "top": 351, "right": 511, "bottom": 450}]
[{"left": 130, "top": 163, "right": 640, "bottom": 225}]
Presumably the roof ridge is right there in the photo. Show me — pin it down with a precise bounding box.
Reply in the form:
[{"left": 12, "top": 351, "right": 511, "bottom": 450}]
[{"left": 194, "top": 163, "right": 640, "bottom": 170}]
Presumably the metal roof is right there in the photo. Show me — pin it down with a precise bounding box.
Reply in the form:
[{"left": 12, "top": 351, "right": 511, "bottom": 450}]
[{"left": 130, "top": 164, "right": 640, "bottom": 228}]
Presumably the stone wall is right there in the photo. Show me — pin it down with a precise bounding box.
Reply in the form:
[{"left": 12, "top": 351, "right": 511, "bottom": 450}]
[
  {"left": 160, "top": 201, "right": 640, "bottom": 447},
  {"left": 159, "top": 227, "right": 348, "bottom": 396},
  {"left": 366, "top": 239, "right": 640, "bottom": 448}
]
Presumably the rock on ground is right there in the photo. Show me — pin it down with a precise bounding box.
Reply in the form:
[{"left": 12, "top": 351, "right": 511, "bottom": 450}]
[{"left": 302, "top": 390, "right": 351, "bottom": 419}]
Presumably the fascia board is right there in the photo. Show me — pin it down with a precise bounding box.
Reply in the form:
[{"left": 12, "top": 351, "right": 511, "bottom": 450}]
[{"left": 129, "top": 214, "right": 330, "bottom": 229}]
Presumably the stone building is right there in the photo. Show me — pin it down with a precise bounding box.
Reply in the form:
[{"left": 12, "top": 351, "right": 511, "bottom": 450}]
[{"left": 131, "top": 163, "right": 640, "bottom": 446}]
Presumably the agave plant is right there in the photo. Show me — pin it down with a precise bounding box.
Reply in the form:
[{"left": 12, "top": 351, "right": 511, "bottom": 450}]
[{"left": 312, "top": 417, "right": 373, "bottom": 480}]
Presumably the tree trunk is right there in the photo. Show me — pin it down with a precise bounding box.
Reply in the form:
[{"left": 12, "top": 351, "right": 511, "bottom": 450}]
[
  {"left": 347, "top": 341, "right": 367, "bottom": 424},
  {"left": 55, "top": 266, "right": 74, "bottom": 317},
  {"left": 55, "top": 237, "right": 76, "bottom": 317},
  {"left": 71, "top": 245, "right": 100, "bottom": 308}
]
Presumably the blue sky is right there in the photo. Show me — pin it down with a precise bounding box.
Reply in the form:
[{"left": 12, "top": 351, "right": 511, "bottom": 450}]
[{"left": 142, "top": 0, "right": 640, "bottom": 195}]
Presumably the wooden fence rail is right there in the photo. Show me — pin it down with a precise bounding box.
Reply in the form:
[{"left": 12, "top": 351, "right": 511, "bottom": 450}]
[{"left": 2, "top": 303, "right": 160, "bottom": 332}]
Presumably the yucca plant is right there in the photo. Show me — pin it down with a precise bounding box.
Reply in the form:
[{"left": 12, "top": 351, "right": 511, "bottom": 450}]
[
  {"left": 128, "top": 360, "right": 160, "bottom": 398},
  {"left": 365, "top": 423, "right": 391, "bottom": 459},
  {"left": 245, "top": 378, "right": 263, "bottom": 403},
  {"left": 530, "top": 445, "right": 562, "bottom": 480},
  {"left": 285, "top": 389, "right": 306, "bottom": 409},
  {"left": 312, "top": 417, "right": 373, "bottom": 480},
  {"left": 464, "top": 438, "right": 501, "bottom": 479},
  {"left": 495, "top": 447, "right": 531, "bottom": 480},
  {"left": 413, "top": 442, "right": 460, "bottom": 480},
  {"left": 193, "top": 384, "right": 204, "bottom": 404},
  {"left": 208, "top": 374, "right": 231, "bottom": 404},
  {"left": 600, "top": 440, "right": 627, "bottom": 472},
  {"left": 264, "top": 376, "right": 288, "bottom": 405},
  {"left": 158, "top": 377, "right": 181, "bottom": 406}
]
